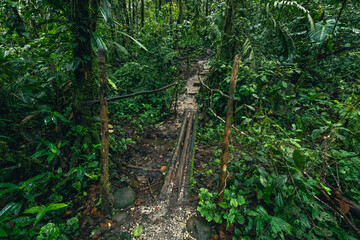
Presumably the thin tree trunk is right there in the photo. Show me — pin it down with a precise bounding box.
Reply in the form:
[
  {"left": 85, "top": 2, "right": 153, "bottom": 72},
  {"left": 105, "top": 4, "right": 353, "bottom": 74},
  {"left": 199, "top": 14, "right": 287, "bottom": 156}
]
[
  {"left": 155, "top": 0, "right": 158, "bottom": 19},
  {"left": 135, "top": 0, "right": 138, "bottom": 26},
  {"left": 205, "top": 0, "right": 209, "bottom": 16},
  {"left": 11, "top": 6, "right": 28, "bottom": 37},
  {"left": 141, "top": 0, "right": 144, "bottom": 28},
  {"left": 218, "top": 54, "right": 241, "bottom": 203},
  {"left": 219, "top": 0, "right": 233, "bottom": 60},
  {"left": 71, "top": 0, "right": 99, "bottom": 166},
  {"left": 178, "top": 0, "right": 183, "bottom": 23},
  {"left": 98, "top": 49, "right": 111, "bottom": 215},
  {"left": 128, "top": 0, "right": 132, "bottom": 25},
  {"left": 169, "top": 0, "right": 172, "bottom": 28},
  {"left": 158, "top": 0, "right": 162, "bottom": 15},
  {"left": 123, "top": 0, "right": 129, "bottom": 26},
  {"left": 132, "top": 0, "right": 135, "bottom": 26}
]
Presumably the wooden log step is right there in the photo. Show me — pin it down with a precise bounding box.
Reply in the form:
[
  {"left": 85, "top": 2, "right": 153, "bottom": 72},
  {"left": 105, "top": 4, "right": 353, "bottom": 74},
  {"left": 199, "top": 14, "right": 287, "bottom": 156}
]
[{"left": 193, "top": 82, "right": 201, "bottom": 87}]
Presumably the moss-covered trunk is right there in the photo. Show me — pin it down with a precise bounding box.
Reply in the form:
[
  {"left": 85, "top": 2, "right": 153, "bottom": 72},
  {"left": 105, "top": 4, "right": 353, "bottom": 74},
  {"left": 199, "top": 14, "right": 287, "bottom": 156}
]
[
  {"left": 219, "top": 0, "right": 234, "bottom": 60},
  {"left": 71, "top": 0, "right": 99, "bottom": 165}
]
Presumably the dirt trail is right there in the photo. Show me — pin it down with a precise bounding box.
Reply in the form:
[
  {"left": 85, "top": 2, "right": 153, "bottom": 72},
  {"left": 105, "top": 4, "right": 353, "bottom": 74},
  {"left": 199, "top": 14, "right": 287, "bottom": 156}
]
[{"left": 108, "top": 58, "right": 210, "bottom": 240}]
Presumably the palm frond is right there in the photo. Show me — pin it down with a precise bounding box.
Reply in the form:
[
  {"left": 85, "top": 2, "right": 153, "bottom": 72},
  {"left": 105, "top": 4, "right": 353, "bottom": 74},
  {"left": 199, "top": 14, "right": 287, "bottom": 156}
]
[
  {"left": 113, "top": 22, "right": 148, "bottom": 51},
  {"left": 270, "top": 1, "right": 315, "bottom": 31},
  {"left": 91, "top": 32, "right": 108, "bottom": 53},
  {"left": 99, "top": 0, "right": 113, "bottom": 23},
  {"left": 107, "top": 40, "right": 129, "bottom": 55}
]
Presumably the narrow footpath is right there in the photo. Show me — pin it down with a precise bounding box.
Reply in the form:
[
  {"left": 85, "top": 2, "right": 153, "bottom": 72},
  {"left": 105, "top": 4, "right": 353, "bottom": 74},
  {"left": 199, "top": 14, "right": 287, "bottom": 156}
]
[{"left": 106, "top": 58, "right": 210, "bottom": 240}]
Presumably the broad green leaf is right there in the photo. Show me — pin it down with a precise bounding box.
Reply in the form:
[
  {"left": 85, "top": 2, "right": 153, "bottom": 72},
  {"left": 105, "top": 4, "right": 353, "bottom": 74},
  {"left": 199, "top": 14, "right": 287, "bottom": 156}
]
[
  {"left": 48, "top": 142, "right": 57, "bottom": 154},
  {"left": 46, "top": 203, "right": 68, "bottom": 212},
  {"left": 293, "top": 149, "right": 306, "bottom": 170},
  {"left": 19, "top": 173, "right": 47, "bottom": 189},
  {"left": 0, "top": 183, "right": 18, "bottom": 188},
  {"left": 237, "top": 195, "right": 246, "bottom": 205},
  {"left": 108, "top": 78, "right": 118, "bottom": 90},
  {"left": 66, "top": 217, "right": 79, "bottom": 227},
  {"left": 35, "top": 206, "right": 47, "bottom": 223},
  {"left": 72, "top": 180, "right": 82, "bottom": 192},
  {"left": 0, "top": 186, "right": 19, "bottom": 196},
  {"left": 12, "top": 216, "right": 33, "bottom": 227},
  {"left": 133, "top": 225, "right": 143, "bottom": 237},
  {"left": 230, "top": 198, "right": 238, "bottom": 207},
  {"left": 217, "top": 202, "right": 230, "bottom": 209},
  {"left": 320, "top": 183, "right": 331, "bottom": 195},
  {"left": 258, "top": 167, "right": 268, "bottom": 177},
  {"left": 53, "top": 112, "right": 69, "bottom": 123},
  {"left": 0, "top": 226, "right": 7, "bottom": 237},
  {"left": 311, "top": 129, "right": 321, "bottom": 140},
  {"left": 271, "top": 216, "right": 292, "bottom": 234},
  {"left": 236, "top": 214, "right": 245, "bottom": 224},
  {"left": 77, "top": 166, "right": 85, "bottom": 183},
  {"left": 120, "top": 232, "right": 131, "bottom": 240},
  {"left": 38, "top": 222, "right": 60, "bottom": 239},
  {"left": 24, "top": 206, "right": 44, "bottom": 214},
  {"left": 0, "top": 202, "right": 22, "bottom": 219},
  {"left": 310, "top": 19, "right": 336, "bottom": 43}
]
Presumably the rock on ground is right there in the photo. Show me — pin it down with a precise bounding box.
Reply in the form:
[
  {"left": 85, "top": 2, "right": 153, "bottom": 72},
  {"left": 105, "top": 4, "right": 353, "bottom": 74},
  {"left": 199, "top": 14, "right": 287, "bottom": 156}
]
[{"left": 114, "top": 187, "right": 136, "bottom": 209}]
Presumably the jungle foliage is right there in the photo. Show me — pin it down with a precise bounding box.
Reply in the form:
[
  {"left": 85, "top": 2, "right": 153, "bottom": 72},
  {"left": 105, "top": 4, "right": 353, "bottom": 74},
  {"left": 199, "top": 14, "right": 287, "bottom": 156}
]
[
  {"left": 0, "top": 0, "right": 360, "bottom": 239},
  {"left": 196, "top": 0, "right": 360, "bottom": 239}
]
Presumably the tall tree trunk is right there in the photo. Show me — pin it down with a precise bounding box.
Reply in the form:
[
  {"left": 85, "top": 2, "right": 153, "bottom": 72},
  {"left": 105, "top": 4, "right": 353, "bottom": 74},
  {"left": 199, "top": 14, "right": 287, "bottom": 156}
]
[
  {"left": 11, "top": 6, "right": 28, "bottom": 37},
  {"left": 141, "top": 0, "right": 145, "bottom": 28},
  {"left": 178, "top": 0, "right": 183, "bottom": 23},
  {"left": 135, "top": 0, "right": 138, "bottom": 26},
  {"left": 98, "top": 49, "right": 111, "bottom": 215},
  {"left": 71, "top": 0, "right": 99, "bottom": 166},
  {"left": 158, "top": 0, "right": 162, "bottom": 15},
  {"left": 218, "top": 54, "right": 241, "bottom": 203},
  {"left": 219, "top": 0, "right": 233, "bottom": 60},
  {"left": 132, "top": 0, "right": 136, "bottom": 26},
  {"left": 155, "top": 0, "right": 158, "bottom": 19},
  {"left": 128, "top": 0, "right": 132, "bottom": 25},
  {"left": 169, "top": 0, "right": 172, "bottom": 28},
  {"left": 205, "top": 0, "right": 209, "bottom": 16},
  {"left": 122, "top": 0, "right": 129, "bottom": 26}
]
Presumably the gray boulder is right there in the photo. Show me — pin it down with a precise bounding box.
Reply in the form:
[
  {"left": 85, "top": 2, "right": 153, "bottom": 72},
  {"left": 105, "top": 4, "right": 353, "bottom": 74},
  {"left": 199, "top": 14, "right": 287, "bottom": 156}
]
[
  {"left": 112, "top": 211, "right": 128, "bottom": 224},
  {"left": 186, "top": 216, "right": 212, "bottom": 240},
  {"left": 113, "top": 187, "right": 136, "bottom": 209}
]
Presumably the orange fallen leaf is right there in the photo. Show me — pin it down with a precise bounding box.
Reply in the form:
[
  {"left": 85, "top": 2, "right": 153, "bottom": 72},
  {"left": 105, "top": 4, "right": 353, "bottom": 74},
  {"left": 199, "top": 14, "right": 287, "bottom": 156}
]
[
  {"left": 90, "top": 207, "right": 97, "bottom": 215},
  {"left": 160, "top": 166, "right": 167, "bottom": 172},
  {"left": 154, "top": 207, "right": 159, "bottom": 213},
  {"left": 83, "top": 206, "right": 91, "bottom": 215}
]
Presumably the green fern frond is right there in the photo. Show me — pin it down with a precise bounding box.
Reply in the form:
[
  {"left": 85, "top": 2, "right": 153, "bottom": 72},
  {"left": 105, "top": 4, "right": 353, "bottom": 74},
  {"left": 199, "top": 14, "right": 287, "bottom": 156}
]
[{"left": 243, "top": 38, "right": 252, "bottom": 57}]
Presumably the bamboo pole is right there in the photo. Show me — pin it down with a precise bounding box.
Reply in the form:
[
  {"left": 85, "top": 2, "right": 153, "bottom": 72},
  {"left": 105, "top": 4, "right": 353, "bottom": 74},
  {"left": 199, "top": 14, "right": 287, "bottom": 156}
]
[
  {"left": 175, "top": 110, "right": 194, "bottom": 199},
  {"left": 159, "top": 110, "right": 189, "bottom": 199}
]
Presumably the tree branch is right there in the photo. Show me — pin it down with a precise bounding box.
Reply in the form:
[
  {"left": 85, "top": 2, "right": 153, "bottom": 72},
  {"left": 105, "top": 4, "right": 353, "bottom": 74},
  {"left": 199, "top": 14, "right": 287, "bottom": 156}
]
[
  {"left": 197, "top": 74, "right": 240, "bottom": 102},
  {"left": 318, "top": 44, "right": 360, "bottom": 60},
  {"left": 82, "top": 82, "right": 178, "bottom": 106}
]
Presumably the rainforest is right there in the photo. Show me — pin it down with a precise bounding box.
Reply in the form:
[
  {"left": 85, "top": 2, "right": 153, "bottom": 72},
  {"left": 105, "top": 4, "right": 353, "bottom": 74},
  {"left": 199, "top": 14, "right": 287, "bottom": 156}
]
[{"left": 1, "top": 0, "right": 360, "bottom": 239}]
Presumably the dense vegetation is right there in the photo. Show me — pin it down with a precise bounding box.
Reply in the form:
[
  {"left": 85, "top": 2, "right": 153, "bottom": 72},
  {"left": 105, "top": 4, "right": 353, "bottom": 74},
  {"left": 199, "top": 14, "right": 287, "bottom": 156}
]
[{"left": 1, "top": 0, "right": 359, "bottom": 239}]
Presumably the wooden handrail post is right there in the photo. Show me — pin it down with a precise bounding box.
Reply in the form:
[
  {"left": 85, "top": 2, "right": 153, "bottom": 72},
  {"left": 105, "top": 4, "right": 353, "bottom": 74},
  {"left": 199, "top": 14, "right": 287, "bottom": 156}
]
[
  {"left": 98, "top": 48, "right": 111, "bottom": 215},
  {"left": 218, "top": 54, "right": 241, "bottom": 203}
]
